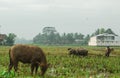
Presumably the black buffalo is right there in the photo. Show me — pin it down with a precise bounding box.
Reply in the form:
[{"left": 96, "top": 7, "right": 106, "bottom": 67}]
[{"left": 68, "top": 48, "right": 88, "bottom": 56}]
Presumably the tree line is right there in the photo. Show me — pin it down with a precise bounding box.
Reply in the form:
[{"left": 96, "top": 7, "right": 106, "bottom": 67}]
[
  {"left": 33, "top": 28, "right": 116, "bottom": 45},
  {"left": 0, "top": 33, "right": 16, "bottom": 46},
  {"left": 0, "top": 28, "right": 115, "bottom": 46},
  {"left": 33, "top": 32, "right": 90, "bottom": 45}
]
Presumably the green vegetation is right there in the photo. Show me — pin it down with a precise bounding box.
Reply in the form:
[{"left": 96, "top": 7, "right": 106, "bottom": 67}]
[
  {"left": 0, "top": 33, "right": 16, "bottom": 46},
  {"left": 33, "top": 28, "right": 116, "bottom": 45},
  {"left": 5, "top": 33, "right": 16, "bottom": 46},
  {"left": 0, "top": 46, "right": 120, "bottom": 78}
]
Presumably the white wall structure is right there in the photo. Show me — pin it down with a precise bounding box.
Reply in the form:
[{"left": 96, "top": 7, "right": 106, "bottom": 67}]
[{"left": 88, "top": 33, "right": 120, "bottom": 46}]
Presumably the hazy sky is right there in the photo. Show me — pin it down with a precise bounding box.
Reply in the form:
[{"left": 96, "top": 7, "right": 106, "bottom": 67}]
[{"left": 0, "top": 0, "right": 120, "bottom": 39}]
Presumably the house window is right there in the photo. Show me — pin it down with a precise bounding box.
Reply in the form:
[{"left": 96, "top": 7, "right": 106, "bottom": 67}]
[{"left": 111, "top": 36, "right": 114, "bottom": 40}]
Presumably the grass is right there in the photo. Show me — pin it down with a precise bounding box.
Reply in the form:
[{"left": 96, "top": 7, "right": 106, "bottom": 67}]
[{"left": 0, "top": 45, "right": 120, "bottom": 78}]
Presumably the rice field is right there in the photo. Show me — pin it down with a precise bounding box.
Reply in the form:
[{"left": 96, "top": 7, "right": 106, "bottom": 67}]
[{"left": 0, "top": 45, "right": 120, "bottom": 78}]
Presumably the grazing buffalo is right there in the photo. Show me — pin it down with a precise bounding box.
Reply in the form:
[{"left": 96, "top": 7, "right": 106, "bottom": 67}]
[
  {"left": 8, "top": 44, "right": 49, "bottom": 76},
  {"left": 68, "top": 48, "right": 88, "bottom": 56}
]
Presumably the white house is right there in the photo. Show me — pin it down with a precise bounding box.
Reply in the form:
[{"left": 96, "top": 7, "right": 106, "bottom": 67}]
[{"left": 88, "top": 33, "right": 120, "bottom": 46}]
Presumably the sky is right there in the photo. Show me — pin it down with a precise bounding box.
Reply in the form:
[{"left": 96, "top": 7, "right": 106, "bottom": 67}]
[{"left": 0, "top": 0, "right": 120, "bottom": 39}]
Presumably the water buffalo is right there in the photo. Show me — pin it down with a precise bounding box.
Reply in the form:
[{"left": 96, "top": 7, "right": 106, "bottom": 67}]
[
  {"left": 8, "top": 44, "right": 49, "bottom": 76},
  {"left": 68, "top": 48, "right": 88, "bottom": 56}
]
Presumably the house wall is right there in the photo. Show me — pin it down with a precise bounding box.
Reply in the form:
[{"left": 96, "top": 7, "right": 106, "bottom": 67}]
[{"left": 88, "top": 37, "right": 97, "bottom": 46}]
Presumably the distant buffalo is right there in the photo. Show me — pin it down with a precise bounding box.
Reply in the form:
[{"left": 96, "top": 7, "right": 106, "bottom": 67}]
[
  {"left": 8, "top": 44, "right": 49, "bottom": 76},
  {"left": 68, "top": 48, "right": 88, "bottom": 56}
]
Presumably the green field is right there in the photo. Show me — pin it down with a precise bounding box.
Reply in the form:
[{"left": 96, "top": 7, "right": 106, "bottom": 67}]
[{"left": 0, "top": 45, "right": 120, "bottom": 78}]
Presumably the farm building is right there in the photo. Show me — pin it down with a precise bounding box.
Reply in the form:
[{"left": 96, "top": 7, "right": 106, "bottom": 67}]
[{"left": 88, "top": 33, "right": 120, "bottom": 46}]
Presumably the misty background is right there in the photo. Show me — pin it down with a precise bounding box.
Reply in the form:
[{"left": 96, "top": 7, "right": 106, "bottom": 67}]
[{"left": 0, "top": 0, "right": 120, "bottom": 40}]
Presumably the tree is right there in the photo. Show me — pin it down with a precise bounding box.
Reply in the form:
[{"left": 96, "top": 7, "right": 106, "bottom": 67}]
[
  {"left": 42, "top": 27, "right": 57, "bottom": 35},
  {"left": 83, "top": 34, "right": 90, "bottom": 45},
  {"left": 92, "top": 28, "right": 106, "bottom": 36},
  {"left": 47, "top": 32, "right": 56, "bottom": 44},
  {"left": 61, "top": 33, "right": 67, "bottom": 44},
  {"left": 33, "top": 33, "right": 48, "bottom": 44},
  {"left": 99, "top": 28, "right": 105, "bottom": 34},
  {"left": 54, "top": 33, "right": 61, "bottom": 44},
  {"left": 66, "top": 33, "right": 75, "bottom": 44},
  {"left": 91, "top": 28, "right": 116, "bottom": 36},
  {"left": 33, "top": 33, "right": 42, "bottom": 44},
  {"left": 6, "top": 33, "right": 16, "bottom": 46}
]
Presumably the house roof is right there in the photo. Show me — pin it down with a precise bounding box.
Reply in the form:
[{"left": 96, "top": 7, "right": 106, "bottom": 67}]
[{"left": 95, "top": 33, "right": 117, "bottom": 37}]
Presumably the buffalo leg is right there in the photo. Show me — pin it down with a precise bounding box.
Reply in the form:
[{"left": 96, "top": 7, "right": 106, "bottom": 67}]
[
  {"left": 35, "top": 64, "right": 39, "bottom": 74},
  {"left": 31, "top": 63, "right": 35, "bottom": 75},
  {"left": 8, "top": 62, "right": 13, "bottom": 72},
  {"left": 8, "top": 58, "right": 14, "bottom": 72},
  {"left": 14, "top": 61, "right": 18, "bottom": 72}
]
